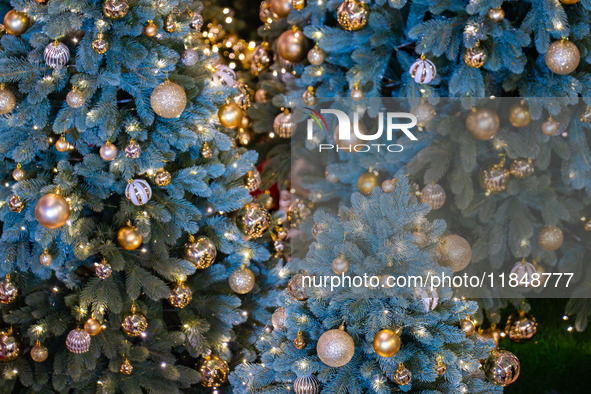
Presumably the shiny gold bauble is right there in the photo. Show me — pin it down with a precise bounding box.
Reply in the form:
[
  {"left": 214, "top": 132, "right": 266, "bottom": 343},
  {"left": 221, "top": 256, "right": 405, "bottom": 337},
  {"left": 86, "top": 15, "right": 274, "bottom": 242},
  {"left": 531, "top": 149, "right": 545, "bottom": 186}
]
[
  {"left": 151, "top": 81, "right": 187, "bottom": 118},
  {"left": 460, "top": 319, "right": 475, "bottom": 336},
  {"left": 30, "top": 342, "right": 48, "bottom": 362},
  {"left": 438, "top": 234, "right": 472, "bottom": 272},
  {"left": 103, "top": 0, "right": 129, "bottom": 20},
  {"left": 307, "top": 46, "right": 326, "bottom": 66},
  {"left": 316, "top": 328, "right": 355, "bottom": 367},
  {"left": 12, "top": 166, "right": 25, "bottom": 182},
  {"left": 55, "top": 136, "right": 69, "bottom": 152},
  {"left": 337, "top": 0, "right": 369, "bottom": 31},
  {"left": 35, "top": 193, "right": 71, "bottom": 229},
  {"left": 331, "top": 254, "right": 350, "bottom": 275},
  {"left": 154, "top": 168, "right": 171, "bottom": 187},
  {"left": 479, "top": 162, "right": 510, "bottom": 194},
  {"left": 92, "top": 33, "right": 109, "bottom": 55},
  {"left": 40, "top": 249, "right": 52, "bottom": 266},
  {"left": 270, "top": 0, "right": 292, "bottom": 18},
  {"left": 144, "top": 20, "right": 158, "bottom": 37},
  {"left": 464, "top": 45, "right": 487, "bottom": 68},
  {"left": 66, "top": 89, "right": 85, "bottom": 108},
  {"left": 510, "top": 158, "right": 534, "bottom": 179},
  {"left": 0, "top": 330, "right": 20, "bottom": 361},
  {"left": 4, "top": 10, "right": 30, "bottom": 36},
  {"left": 293, "top": 331, "right": 306, "bottom": 350},
  {"left": 357, "top": 171, "right": 379, "bottom": 195},
  {"left": 541, "top": 117, "right": 560, "bottom": 136},
  {"left": 169, "top": 282, "right": 192, "bottom": 308},
  {"left": 228, "top": 267, "right": 255, "bottom": 294},
  {"left": 420, "top": 183, "right": 446, "bottom": 210},
  {"left": 120, "top": 358, "right": 133, "bottom": 374},
  {"left": 277, "top": 27, "right": 308, "bottom": 63},
  {"left": 218, "top": 102, "right": 244, "bottom": 129},
  {"left": 560, "top": 0, "right": 579, "bottom": 3},
  {"left": 186, "top": 235, "right": 217, "bottom": 269},
  {"left": 0, "top": 85, "right": 16, "bottom": 115},
  {"left": 121, "top": 310, "right": 148, "bottom": 337},
  {"left": 466, "top": 107, "right": 499, "bottom": 140},
  {"left": 197, "top": 354, "right": 229, "bottom": 387},
  {"left": 537, "top": 225, "right": 563, "bottom": 251},
  {"left": 545, "top": 39, "right": 580, "bottom": 75},
  {"left": 411, "top": 101, "right": 436, "bottom": 128},
  {"left": 508, "top": 102, "right": 531, "bottom": 127},
  {"left": 484, "top": 349, "right": 520, "bottom": 386},
  {"left": 394, "top": 363, "right": 412, "bottom": 385},
  {"left": 0, "top": 277, "right": 17, "bottom": 304},
  {"left": 488, "top": 7, "right": 505, "bottom": 22},
  {"left": 84, "top": 318, "right": 102, "bottom": 336},
  {"left": 236, "top": 203, "right": 271, "bottom": 238},
  {"left": 372, "top": 329, "right": 400, "bottom": 357},
  {"left": 99, "top": 141, "right": 118, "bottom": 161},
  {"left": 117, "top": 224, "right": 143, "bottom": 251},
  {"left": 505, "top": 311, "right": 537, "bottom": 343}
]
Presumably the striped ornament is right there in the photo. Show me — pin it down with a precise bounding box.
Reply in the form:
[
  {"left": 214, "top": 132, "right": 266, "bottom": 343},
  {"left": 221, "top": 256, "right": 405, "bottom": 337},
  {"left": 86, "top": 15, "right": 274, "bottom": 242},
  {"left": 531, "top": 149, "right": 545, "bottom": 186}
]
[
  {"left": 409, "top": 57, "right": 437, "bottom": 84},
  {"left": 125, "top": 179, "right": 152, "bottom": 206},
  {"left": 44, "top": 41, "right": 70, "bottom": 69},
  {"left": 416, "top": 286, "right": 438, "bottom": 312},
  {"left": 293, "top": 375, "right": 320, "bottom": 394},
  {"left": 510, "top": 260, "right": 536, "bottom": 287}
]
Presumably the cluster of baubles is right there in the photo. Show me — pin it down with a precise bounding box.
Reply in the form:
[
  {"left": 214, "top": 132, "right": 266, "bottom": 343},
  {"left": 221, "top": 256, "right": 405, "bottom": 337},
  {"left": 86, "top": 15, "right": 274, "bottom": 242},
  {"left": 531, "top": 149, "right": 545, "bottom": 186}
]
[{"left": 478, "top": 155, "right": 535, "bottom": 195}]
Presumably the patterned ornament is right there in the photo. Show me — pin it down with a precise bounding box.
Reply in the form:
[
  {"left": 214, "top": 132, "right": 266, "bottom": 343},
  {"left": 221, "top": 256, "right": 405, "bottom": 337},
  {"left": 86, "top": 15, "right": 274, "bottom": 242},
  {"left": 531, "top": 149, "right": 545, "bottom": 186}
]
[
  {"left": 95, "top": 259, "right": 112, "bottom": 279},
  {"left": 100, "top": 141, "right": 118, "bottom": 161},
  {"left": 164, "top": 15, "right": 176, "bottom": 33},
  {"left": 510, "top": 158, "right": 534, "bottom": 179},
  {"left": 293, "top": 330, "right": 307, "bottom": 350},
  {"left": 410, "top": 56, "right": 436, "bottom": 84},
  {"left": 337, "top": 0, "right": 369, "bottom": 31},
  {"left": 236, "top": 203, "right": 271, "bottom": 238},
  {"left": 251, "top": 43, "right": 273, "bottom": 76},
  {"left": 510, "top": 259, "right": 536, "bottom": 287},
  {"left": 420, "top": 183, "right": 446, "bottom": 210},
  {"left": 484, "top": 349, "right": 520, "bottom": 386},
  {"left": 331, "top": 254, "right": 350, "bottom": 275},
  {"left": 218, "top": 102, "right": 244, "bottom": 129},
  {"left": 154, "top": 168, "right": 171, "bottom": 187},
  {"left": 466, "top": 107, "right": 500, "bottom": 140},
  {"left": 373, "top": 329, "right": 401, "bottom": 357},
  {"left": 307, "top": 45, "right": 325, "bottom": 66},
  {"left": 0, "top": 84, "right": 16, "bottom": 115},
  {"left": 479, "top": 161, "right": 510, "bottom": 195},
  {"left": 541, "top": 117, "right": 560, "bottom": 136},
  {"left": 35, "top": 192, "right": 70, "bottom": 229},
  {"left": 0, "top": 276, "right": 17, "bottom": 304},
  {"left": 8, "top": 195, "right": 25, "bottom": 213},
  {"left": 538, "top": 225, "right": 563, "bottom": 251},
  {"left": 438, "top": 234, "right": 472, "bottom": 272},
  {"left": 245, "top": 169, "right": 262, "bottom": 192},
  {"left": 357, "top": 171, "right": 379, "bottom": 195},
  {"left": 185, "top": 235, "right": 217, "bottom": 269},
  {"left": 66, "top": 88, "right": 85, "bottom": 108},
  {"left": 197, "top": 354, "right": 229, "bottom": 387},
  {"left": 288, "top": 273, "right": 309, "bottom": 301},
  {"left": 169, "top": 282, "right": 192, "bottom": 308},
  {"left": 40, "top": 249, "right": 52, "bottom": 266},
  {"left": 293, "top": 375, "right": 320, "bottom": 394},
  {"left": 416, "top": 286, "right": 438, "bottom": 312},
  {"left": 277, "top": 26, "right": 308, "bottom": 63},
  {"left": 55, "top": 135, "right": 69, "bottom": 152},
  {"left": 545, "top": 39, "right": 580, "bottom": 75},
  {"left": 120, "top": 358, "right": 133, "bottom": 374},
  {"left": 144, "top": 20, "right": 157, "bottom": 37},
  {"left": 125, "top": 179, "right": 152, "bottom": 206},
  {"left": 316, "top": 326, "right": 355, "bottom": 367},
  {"left": 200, "top": 141, "right": 213, "bottom": 158},
  {"left": 0, "top": 329, "right": 20, "bottom": 361},
  {"left": 151, "top": 80, "right": 187, "bottom": 118},
  {"left": 30, "top": 341, "right": 48, "bottom": 362},
  {"left": 103, "top": 0, "right": 129, "bottom": 19},
  {"left": 212, "top": 65, "right": 236, "bottom": 87},
  {"left": 124, "top": 139, "right": 141, "bottom": 158},
  {"left": 272, "top": 307, "right": 287, "bottom": 330},
  {"left": 464, "top": 44, "right": 487, "bottom": 68},
  {"left": 273, "top": 110, "right": 294, "bottom": 138},
  {"left": 181, "top": 49, "right": 199, "bottom": 66},
  {"left": 460, "top": 318, "right": 476, "bottom": 336},
  {"left": 488, "top": 7, "right": 505, "bottom": 22},
  {"left": 411, "top": 101, "right": 436, "bottom": 128},
  {"left": 92, "top": 32, "right": 109, "bottom": 54},
  {"left": 303, "top": 86, "right": 317, "bottom": 105},
  {"left": 505, "top": 310, "right": 537, "bottom": 343},
  {"left": 228, "top": 266, "right": 256, "bottom": 294},
  {"left": 66, "top": 328, "right": 91, "bottom": 354},
  {"left": 117, "top": 223, "right": 142, "bottom": 250},
  {"left": 508, "top": 102, "right": 531, "bottom": 127},
  {"left": 393, "top": 362, "right": 412, "bottom": 386},
  {"left": 3, "top": 10, "right": 30, "bottom": 36},
  {"left": 84, "top": 318, "right": 102, "bottom": 336},
  {"left": 44, "top": 41, "right": 70, "bottom": 69},
  {"left": 121, "top": 304, "right": 148, "bottom": 337}
]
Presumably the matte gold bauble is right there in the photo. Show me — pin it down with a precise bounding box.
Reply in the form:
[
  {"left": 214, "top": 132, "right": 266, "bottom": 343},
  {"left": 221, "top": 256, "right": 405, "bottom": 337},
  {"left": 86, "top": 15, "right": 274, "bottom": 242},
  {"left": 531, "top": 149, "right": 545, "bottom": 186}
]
[
  {"left": 0, "top": 329, "right": 20, "bottom": 361},
  {"left": 337, "top": 0, "right": 369, "bottom": 31},
  {"left": 103, "top": 0, "right": 129, "bottom": 20},
  {"left": 460, "top": 319, "right": 475, "bottom": 336},
  {"left": 316, "top": 327, "right": 355, "bottom": 367},
  {"left": 0, "top": 84, "right": 16, "bottom": 115},
  {"left": 372, "top": 329, "right": 400, "bottom": 357},
  {"left": 30, "top": 341, "right": 48, "bottom": 362},
  {"left": 12, "top": 164, "right": 25, "bottom": 181},
  {"left": 438, "top": 234, "right": 471, "bottom": 272},
  {"left": 4, "top": 10, "right": 30, "bottom": 36},
  {"left": 508, "top": 102, "right": 531, "bottom": 127},
  {"left": 228, "top": 267, "right": 255, "bottom": 294},
  {"left": 541, "top": 117, "right": 560, "bottom": 136},
  {"left": 218, "top": 102, "right": 244, "bottom": 129},
  {"left": 484, "top": 349, "right": 520, "bottom": 386},
  {"left": 117, "top": 224, "right": 142, "bottom": 250},
  {"left": 488, "top": 7, "right": 505, "bottom": 22},
  {"left": 277, "top": 27, "right": 308, "bottom": 63},
  {"left": 466, "top": 107, "right": 499, "bottom": 140},
  {"left": 331, "top": 254, "right": 350, "bottom": 274},
  {"left": 464, "top": 44, "right": 487, "bottom": 68},
  {"left": 357, "top": 171, "right": 378, "bottom": 195},
  {"left": 151, "top": 80, "right": 187, "bottom": 118},
  {"left": 99, "top": 141, "right": 118, "bottom": 161},
  {"left": 270, "top": 0, "right": 292, "bottom": 18},
  {"left": 120, "top": 358, "right": 133, "bottom": 374},
  {"left": 505, "top": 310, "right": 537, "bottom": 343},
  {"left": 197, "top": 354, "right": 229, "bottom": 387},
  {"left": 537, "top": 225, "right": 563, "bottom": 251},
  {"left": 144, "top": 20, "right": 158, "bottom": 37},
  {"left": 545, "top": 39, "right": 580, "bottom": 75},
  {"left": 84, "top": 318, "right": 102, "bottom": 336},
  {"left": 66, "top": 88, "right": 85, "bottom": 108},
  {"left": 35, "top": 193, "right": 71, "bottom": 229},
  {"left": 55, "top": 136, "right": 69, "bottom": 152}
]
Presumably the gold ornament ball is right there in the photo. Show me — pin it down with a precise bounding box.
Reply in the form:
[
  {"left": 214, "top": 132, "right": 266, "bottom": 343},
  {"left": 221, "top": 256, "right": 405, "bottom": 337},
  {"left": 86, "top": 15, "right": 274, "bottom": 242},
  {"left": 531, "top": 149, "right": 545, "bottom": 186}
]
[
  {"left": 84, "top": 318, "right": 102, "bottom": 336},
  {"left": 151, "top": 81, "right": 187, "bottom": 118},
  {"left": 30, "top": 342, "right": 48, "bottom": 362},
  {"left": 316, "top": 328, "right": 355, "bottom": 367},
  {"left": 8, "top": 195, "right": 25, "bottom": 213},
  {"left": 331, "top": 254, "right": 350, "bottom": 275},
  {"left": 66, "top": 89, "right": 85, "bottom": 108},
  {"left": 337, "top": 0, "right": 369, "bottom": 31},
  {"left": 307, "top": 46, "right": 326, "bottom": 66},
  {"left": 0, "top": 85, "right": 17, "bottom": 115},
  {"left": 55, "top": 136, "right": 69, "bottom": 152},
  {"left": 460, "top": 319, "right": 475, "bottom": 336},
  {"left": 144, "top": 21, "right": 158, "bottom": 37},
  {"left": 12, "top": 166, "right": 25, "bottom": 181},
  {"left": 117, "top": 224, "right": 143, "bottom": 251},
  {"left": 277, "top": 27, "right": 308, "bottom": 63},
  {"left": 270, "top": 0, "right": 292, "bottom": 18},
  {"left": 421, "top": 183, "right": 446, "bottom": 210},
  {"left": 100, "top": 141, "right": 118, "bottom": 161},
  {"left": 0, "top": 278, "right": 18, "bottom": 304},
  {"left": 488, "top": 7, "right": 505, "bottom": 22},
  {"left": 438, "top": 234, "right": 472, "bottom": 272},
  {"left": 0, "top": 330, "right": 20, "bottom": 361},
  {"left": 466, "top": 107, "right": 500, "bottom": 140},
  {"left": 218, "top": 102, "right": 244, "bottom": 129},
  {"left": 484, "top": 349, "right": 520, "bottom": 386},
  {"left": 169, "top": 282, "right": 193, "bottom": 308},
  {"left": 197, "top": 355, "right": 229, "bottom": 387},
  {"left": 35, "top": 193, "right": 71, "bottom": 229},
  {"left": 508, "top": 102, "right": 531, "bottom": 127},
  {"left": 121, "top": 311, "right": 148, "bottom": 336},
  {"left": 372, "top": 329, "right": 400, "bottom": 358},
  {"left": 505, "top": 311, "right": 538, "bottom": 343},
  {"left": 293, "top": 375, "right": 319, "bottom": 394},
  {"left": 541, "top": 118, "right": 560, "bottom": 136},
  {"left": 537, "top": 225, "right": 563, "bottom": 251},
  {"left": 103, "top": 0, "right": 129, "bottom": 19},
  {"left": 464, "top": 45, "right": 487, "bottom": 68},
  {"left": 154, "top": 168, "right": 171, "bottom": 187},
  {"left": 40, "top": 249, "right": 52, "bottom": 266},
  {"left": 381, "top": 179, "right": 397, "bottom": 193},
  {"left": 92, "top": 34, "right": 109, "bottom": 55},
  {"left": 560, "top": 0, "right": 579, "bottom": 3},
  {"left": 479, "top": 162, "right": 510, "bottom": 194},
  {"left": 236, "top": 203, "right": 271, "bottom": 238},
  {"left": 545, "top": 39, "right": 580, "bottom": 75},
  {"left": 4, "top": 10, "right": 30, "bottom": 36},
  {"left": 186, "top": 235, "right": 217, "bottom": 269},
  {"left": 120, "top": 358, "right": 133, "bottom": 374},
  {"left": 394, "top": 363, "right": 412, "bottom": 386},
  {"left": 357, "top": 172, "right": 379, "bottom": 195},
  {"left": 228, "top": 267, "right": 255, "bottom": 294}
]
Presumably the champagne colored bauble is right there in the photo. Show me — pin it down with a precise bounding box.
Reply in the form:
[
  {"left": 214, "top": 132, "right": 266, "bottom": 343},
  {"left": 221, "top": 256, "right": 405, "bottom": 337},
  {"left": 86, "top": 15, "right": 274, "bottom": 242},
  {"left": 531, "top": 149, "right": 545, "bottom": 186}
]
[
  {"left": 92, "top": 33, "right": 109, "bottom": 55},
  {"left": 357, "top": 171, "right": 379, "bottom": 195},
  {"left": 421, "top": 183, "right": 446, "bottom": 210},
  {"left": 394, "top": 363, "right": 412, "bottom": 385},
  {"left": 151, "top": 81, "right": 187, "bottom": 118},
  {"left": 541, "top": 117, "right": 560, "bottom": 136},
  {"left": 537, "top": 225, "right": 563, "bottom": 251},
  {"left": 510, "top": 158, "right": 534, "bottom": 179},
  {"left": 479, "top": 162, "right": 510, "bottom": 194},
  {"left": 236, "top": 203, "right": 271, "bottom": 238},
  {"left": 218, "top": 102, "right": 244, "bottom": 129},
  {"left": 545, "top": 39, "right": 580, "bottom": 75},
  {"left": 124, "top": 139, "right": 141, "bottom": 158},
  {"left": 488, "top": 7, "right": 505, "bottom": 22},
  {"left": 307, "top": 46, "right": 326, "bottom": 66},
  {"left": 410, "top": 57, "right": 436, "bottom": 84},
  {"left": 12, "top": 165, "right": 25, "bottom": 182},
  {"left": 35, "top": 193, "right": 71, "bottom": 229},
  {"left": 95, "top": 260, "right": 112, "bottom": 279},
  {"left": 181, "top": 49, "right": 199, "bottom": 67},
  {"left": 273, "top": 110, "right": 294, "bottom": 138},
  {"left": 40, "top": 249, "right": 52, "bottom": 266},
  {"left": 272, "top": 307, "right": 287, "bottom": 330},
  {"left": 293, "top": 375, "right": 320, "bottom": 394},
  {"left": 294, "top": 331, "right": 307, "bottom": 350},
  {"left": 154, "top": 168, "right": 171, "bottom": 187},
  {"left": 103, "top": 0, "right": 129, "bottom": 19},
  {"left": 0, "top": 85, "right": 16, "bottom": 115},
  {"left": 316, "top": 328, "right": 355, "bottom": 367},
  {"left": 144, "top": 20, "right": 157, "bottom": 36},
  {"left": 117, "top": 224, "right": 142, "bottom": 250},
  {"left": 331, "top": 254, "right": 350, "bottom": 275},
  {"left": 381, "top": 179, "right": 397, "bottom": 193},
  {"left": 44, "top": 41, "right": 70, "bottom": 69},
  {"left": 466, "top": 107, "right": 500, "bottom": 140},
  {"left": 0, "top": 277, "right": 17, "bottom": 304},
  {"left": 412, "top": 231, "right": 429, "bottom": 248},
  {"left": 3, "top": 10, "right": 29, "bottom": 36},
  {"left": 0, "top": 330, "right": 19, "bottom": 361},
  {"left": 169, "top": 282, "right": 192, "bottom": 308},
  {"left": 8, "top": 195, "right": 25, "bottom": 213},
  {"left": 197, "top": 354, "right": 229, "bottom": 387},
  {"left": 271, "top": 0, "right": 292, "bottom": 18},
  {"left": 484, "top": 349, "right": 520, "bottom": 386},
  {"left": 30, "top": 342, "right": 48, "bottom": 362},
  {"left": 337, "top": 0, "right": 369, "bottom": 31},
  {"left": 464, "top": 45, "right": 487, "bottom": 68},
  {"left": 122, "top": 310, "right": 148, "bottom": 337},
  {"left": 66, "top": 328, "right": 90, "bottom": 354},
  {"left": 508, "top": 102, "right": 531, "bottom": 127},
  {"left": 438, "top": 234, "right": 472, "bottom": 272},
  {"left": 505, "top": 311, "right": 537, "bottom": 343},
  {"left": 84, "top": 318, "right": 102, "bottom": 336},
  {"left": 277, "top": 27, "right": 308, "bottom": 63},
  {"left": 411, "top": 101, "right": 436, "bottom": 128},
  {"left": 372, "top": 329, "right": 400, "bottom": 357},
  {"left": 120, "top": 358, "right": 133, "bottom": 374},
  {"left": 55, "top": 136, "right": 69, "bottom": 152},
  {"left": 288, "top": 273, "right": 309, "bottom": 301},
  {"left": 186, "top": 235, "right": 216, "bottom": 269},
  {"left": 125, "top": 179, "right": 152, "bottom": 206},
  {"left": 251, "top": 43, "right": 273, "bottom": 76},
  {"left": 100, "top": 141, "right": 118, "bottom": 161},
  {"left": 66, "top": 89, "right": 85, "bottom": 108},
  {"left": 228, "top": 267, "right": 256, "bottom": 294},
  {"left": 460, "top": 319, "right": 475, "bottom": 336}
]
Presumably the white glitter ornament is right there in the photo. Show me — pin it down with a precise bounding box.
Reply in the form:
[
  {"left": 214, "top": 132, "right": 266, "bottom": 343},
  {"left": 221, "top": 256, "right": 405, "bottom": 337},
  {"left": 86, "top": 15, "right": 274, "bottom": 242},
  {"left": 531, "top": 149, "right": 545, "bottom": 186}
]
[
  {"left": 44, "top": 41, "right": 70, "bottom": 69},
  {"left": 409, "top": 56, "right": 436, "bottom": 84},
  {"left": 150, "top": 80, "right": 187, "bottom": 118},
  {"left": 125, "top": 179, "right": 152, "bottom": 206},
  {"left": 316, "top": 326, "right": 355, "bottom": 367},
  {"left": 66, "top": 328, "right": 91, "bottom": 354},
  {"left": 228, "top": 266, "right": 255, "bottom": 294}
]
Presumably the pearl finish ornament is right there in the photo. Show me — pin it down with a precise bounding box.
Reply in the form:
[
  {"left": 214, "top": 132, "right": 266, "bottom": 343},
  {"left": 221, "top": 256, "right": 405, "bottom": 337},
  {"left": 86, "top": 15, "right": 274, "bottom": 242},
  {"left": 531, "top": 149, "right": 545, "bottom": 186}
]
[
  {"left": 0, "top": 276, "right": 17, "bottom": 304},
  {"left": 44, "top": 41, "right": 70, "bottom": 69},
  {"left": 273, "top": 110, "right": 294, "bottom": 138},
  {"left": 251, "top": 43, "right": 273, "bottom": 76},
  {"left": 508, "top": 102, "right": 531, "bottom": 127},
  {"left": 95, "top": 260, "right": 112, "bottom": 279},
  {"left": 236, "top": 203, "right": 271, "bottom": 238},
  {"left": 293, "top": 375, "right": 320, "bottom": 394},
  {"left": 121, "top": 306, "right": 148, "bottom": 336},
  {"left": 228, "top": 267, "right": 255, "bottom": 294},
  {"left": 393, "top": 363, "right": 412, "bottom": 386},
  {"left": 410, "top": 56, "right": 436, "bottom": 84},
  {"left": 277, "top": 27, "right": 308, "bottom": 63},
  {"left": 288, "top": 273, "right": 309, "bottom": 301},
  {"left": 0, "top": 329, "right": 19, "bottom": 361},
  {"left": 3, "top": 10, "right": 29, "bottom": 36},
  {"left": 272, "top": 307, "right": 287, "bottom": 330},
  {"left": 35, "top": 193, "right": 70, "bottom": 229},
  {"left": 484, "top": 349, "right": 520, "bottom": 386},
  {"left": 154, "top": 168, "right": 171, "bottom": 187},
  {"left": 270, "top": 0, "right": 292, "bottom": 18},
  {"left": 331, "top": 254, "right": 350, "bottom": 274},
  {"left": 169, "top": 282, "right": 192, "bottom": 308},
  {"left": 460, "top": 319, "right": 476, "bottom": 336},
  {"left": 124, "top": 139, "right": 141, "bottom": 158},
  {"left": 144, "top": 20, "right": 157, "bottom": 36},
  {"left": 373, "top": 329, "right": 400, "bottom": 357},
  {"left": 84, "top": 318, "right": 102, "bottom": 336},
  {"left": 307, "top": 45, "right": 325, "bottom": 66},
  {"left": 505, "top": 311, "right": 538, "bottom": 343},
  {"left": 151, "top": 81, "right": 187, "bottom": 118},
  {"left": 421, "top": 183, "right": 446, "bottom": 210},
  {"left": 92, "top": 33, "right": 109, "bottom": 54},
  {"left": 103, "top": 0, "right": 129, "bottom": 19},
  {"left": 31, "top": 341, "right": 48, "bottom": 362},
  {"left": 317, "top": 327, "right": 355, "bottom": 367},
  {"left": 198, "top": 354, "right": 229, "bottom": 387},
  {"left": 8, "top": 195, "right": 24, "bottom": 213},
  {"left": 40, "top": 249, "right": 52, "bottom": 266},
  {"left": 510, "top": 158, "right": 534, "bottom": 179},
  {"left": 66, "top": 89, "right": 85, "bottom": 108},
  {"left": 464, "top": 44, "right": 487, "bottom": 68},
  {"left": 100, "top": 141, "right": 118, "bottom": 161},
  {"left": 66, "top": 328, "right": 91, "bottom": 354},
  {"left": 488, "top": 7, "right": 505, "bottom": 22},
  {"left": 545, "top": 39, "right": 580, "bottom": 75},
  {"left": 337, "top": 0, "right": 369, "bottom": 31},
  {"left": 181, "top": 49, "right": 199, "bottom": 66},
  {"left": 55, "top": 136, "right": 69, "bottom": 152},
  {"left": 357, "top": 171, "right": 379, "bottom": 195},
  {"left": 541, "top": 117, "right": 560, "bottom": 136},
  {"left": 117, "top": 224, "right": 142, "bottom": 250},
  {"left": 125, "top": 179, "right": 152, "bottom": 206},
  {"left": 186, "top": 235, "right": 216, "bottom": 269},
  {"left": 538, "top": 226, "right": 563, "bottom": 251},
  {"left": 438, "top": 234, "right": 471, "bottom": 272},
  {"left": 218, "top": 102, "right": 244, "bottom": 129},
  {"left": 466, "top": 107, "right": 500, "bottom": 140},
  {"left": 0, "top": 85, "right": 16, "bottom": 114}
]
